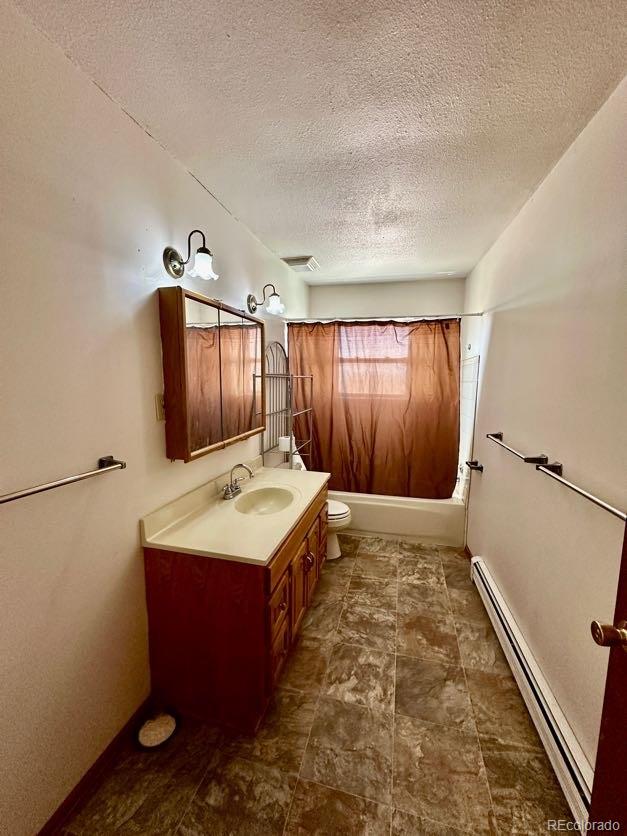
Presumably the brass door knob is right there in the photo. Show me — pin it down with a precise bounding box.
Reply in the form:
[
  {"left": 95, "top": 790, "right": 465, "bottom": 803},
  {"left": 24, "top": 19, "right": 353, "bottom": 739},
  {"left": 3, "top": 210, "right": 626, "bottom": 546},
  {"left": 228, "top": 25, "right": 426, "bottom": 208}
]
[{"left": 591, "top": 620, "right": 627, "bottom": 650}]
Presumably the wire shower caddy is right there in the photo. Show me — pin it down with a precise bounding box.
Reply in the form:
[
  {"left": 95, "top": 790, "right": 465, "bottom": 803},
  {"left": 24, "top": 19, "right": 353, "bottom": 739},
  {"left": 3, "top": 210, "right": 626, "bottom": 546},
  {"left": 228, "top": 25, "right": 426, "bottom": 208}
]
[{"left": 256, "top": 341, "right": 313, "bottom": 469}]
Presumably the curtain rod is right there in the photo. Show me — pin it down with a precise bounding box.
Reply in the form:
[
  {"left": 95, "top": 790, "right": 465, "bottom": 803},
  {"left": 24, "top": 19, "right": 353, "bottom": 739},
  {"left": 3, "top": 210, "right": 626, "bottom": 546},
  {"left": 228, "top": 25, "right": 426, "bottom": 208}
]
[{"left": 283, "top": 312, "right": 483, "bottom": 323}]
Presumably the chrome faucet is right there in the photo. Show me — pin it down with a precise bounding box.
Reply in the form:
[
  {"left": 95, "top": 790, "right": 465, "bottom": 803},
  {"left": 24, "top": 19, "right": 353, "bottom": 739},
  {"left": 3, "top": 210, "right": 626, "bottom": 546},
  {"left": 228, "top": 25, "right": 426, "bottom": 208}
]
[{"left": 222, "top": 463, "right": 254, "bottom": 500}]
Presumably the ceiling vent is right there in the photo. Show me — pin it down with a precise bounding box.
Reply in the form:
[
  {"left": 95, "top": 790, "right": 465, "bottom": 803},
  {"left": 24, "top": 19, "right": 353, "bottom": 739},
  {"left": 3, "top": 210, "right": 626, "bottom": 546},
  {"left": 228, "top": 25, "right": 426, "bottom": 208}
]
[{"left": 281, "top": 256, "right": 320, "bottom": 273}]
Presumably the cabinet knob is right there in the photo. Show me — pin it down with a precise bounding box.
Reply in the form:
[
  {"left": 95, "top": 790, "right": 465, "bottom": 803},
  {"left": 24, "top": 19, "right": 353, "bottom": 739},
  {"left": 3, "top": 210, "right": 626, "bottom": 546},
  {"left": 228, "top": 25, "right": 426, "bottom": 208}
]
[
  {"left": 279, "top": 601, "right": 288, "bottom": 612},
  {"left": 303, "top": 552, "right": 315, "bottom": 571}
]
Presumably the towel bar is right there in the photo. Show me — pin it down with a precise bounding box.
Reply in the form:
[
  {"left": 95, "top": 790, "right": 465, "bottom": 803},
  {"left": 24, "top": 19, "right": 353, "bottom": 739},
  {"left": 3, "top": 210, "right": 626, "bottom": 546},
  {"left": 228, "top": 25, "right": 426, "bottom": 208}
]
[{"left": 0, "top": 456, "right": 126, "bottom": 505}]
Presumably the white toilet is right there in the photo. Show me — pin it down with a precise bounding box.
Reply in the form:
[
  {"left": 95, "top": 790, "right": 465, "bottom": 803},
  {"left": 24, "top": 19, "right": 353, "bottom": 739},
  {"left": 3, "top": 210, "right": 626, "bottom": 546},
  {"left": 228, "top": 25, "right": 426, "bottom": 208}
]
[
  {"left": 326, "top": 499, "right": 352, "bottom": 560},
  {"left": 288, "top": 453, "right": 352, "bottom": 560}
]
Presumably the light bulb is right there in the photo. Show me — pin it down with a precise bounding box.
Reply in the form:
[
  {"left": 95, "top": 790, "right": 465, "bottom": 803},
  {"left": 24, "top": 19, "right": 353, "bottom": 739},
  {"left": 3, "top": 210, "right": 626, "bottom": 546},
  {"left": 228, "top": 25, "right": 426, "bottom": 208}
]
[
  {"left": 265, "top": 293, "right": 285, "bottom": 315},
  {"left": 188, "top": 247, "right": 218, "bottom": 280}
]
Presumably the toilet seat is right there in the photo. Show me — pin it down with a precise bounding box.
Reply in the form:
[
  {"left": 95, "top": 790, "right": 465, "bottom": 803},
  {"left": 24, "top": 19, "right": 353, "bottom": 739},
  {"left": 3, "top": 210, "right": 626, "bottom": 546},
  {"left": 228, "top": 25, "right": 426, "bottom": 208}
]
[{"left": 327, "top": 499, "right": 351, "bottom": 520}]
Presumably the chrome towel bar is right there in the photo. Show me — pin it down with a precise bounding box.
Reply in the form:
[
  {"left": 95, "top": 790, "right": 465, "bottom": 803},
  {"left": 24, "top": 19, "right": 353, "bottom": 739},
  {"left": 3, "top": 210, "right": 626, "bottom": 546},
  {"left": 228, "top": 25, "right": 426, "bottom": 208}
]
[
  {"left": 486, "top": 432, "right": 548, "bottom": 464},
  {"left": 536, "top": 464, "right": 626, "bottom": 522},
  {"left": 0, "top": 456, "right": 126, "bottom": 505},
  {"left": 486, "top": 432, "right": 625, "bottom": 522}
]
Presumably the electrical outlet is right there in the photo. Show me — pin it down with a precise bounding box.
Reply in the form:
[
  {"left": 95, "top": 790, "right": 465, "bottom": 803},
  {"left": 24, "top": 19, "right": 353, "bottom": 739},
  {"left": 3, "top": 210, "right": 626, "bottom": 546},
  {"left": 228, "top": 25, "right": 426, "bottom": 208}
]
[{"left": 155, "top": 393, "right": 166, "bottom": 421}]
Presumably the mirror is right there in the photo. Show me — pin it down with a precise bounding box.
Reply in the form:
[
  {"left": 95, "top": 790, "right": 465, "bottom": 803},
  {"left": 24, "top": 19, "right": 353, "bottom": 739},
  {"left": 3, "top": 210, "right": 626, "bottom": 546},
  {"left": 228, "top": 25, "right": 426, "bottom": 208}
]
[
  {"left": 219, "top": 311, "right": 264, "bottom": 441},
  {"left": 185, "top": 297, "right": 222, "bottom": 453},
  {"left": 158, "top": 287, "right": 265, "bottom": 462}
]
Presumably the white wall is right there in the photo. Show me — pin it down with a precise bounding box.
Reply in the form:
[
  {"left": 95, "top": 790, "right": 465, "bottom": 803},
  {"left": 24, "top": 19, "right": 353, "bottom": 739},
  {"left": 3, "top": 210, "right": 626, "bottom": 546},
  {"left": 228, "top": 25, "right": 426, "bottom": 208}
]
[
  {"left": 309, "top": 277, "right": 465, "bottom": 319},
  {"left": 455, "top": 355, "right": 480, "bottom": 501},
  {"left": 0, "top": 3, "right": 308, "bottom": 833},
  {"left": 464, "top": 77, "right": 627, "bottom": 768}
]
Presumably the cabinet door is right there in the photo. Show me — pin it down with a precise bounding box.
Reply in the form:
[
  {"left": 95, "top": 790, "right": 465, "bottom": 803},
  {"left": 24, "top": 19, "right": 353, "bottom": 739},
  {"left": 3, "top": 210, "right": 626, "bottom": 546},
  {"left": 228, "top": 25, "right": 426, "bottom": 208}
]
[
  {"left": 270, "top": 614, "right": 291, "bottom": 686},
  {"left": 291, "top": 539, "right": 309, "bottom": 636},
  {"left": 318, "top": 506, "right": 328, "bottom": 574},
  {"left": 268, "top": 570, "right": 290, "bottom": 640},
  {"left": 158, "top": 286, "right": 265, "bottom": 463},
  {"left": 306, "top": 519, "right": 320, "bottom": 604}
]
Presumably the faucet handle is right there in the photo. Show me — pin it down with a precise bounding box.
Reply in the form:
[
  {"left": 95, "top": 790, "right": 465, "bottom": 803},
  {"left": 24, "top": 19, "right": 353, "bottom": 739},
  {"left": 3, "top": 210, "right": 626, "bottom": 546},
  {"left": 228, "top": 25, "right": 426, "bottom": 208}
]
[{"left": 222, "top": 482, "right": 239, "bottom": 500}]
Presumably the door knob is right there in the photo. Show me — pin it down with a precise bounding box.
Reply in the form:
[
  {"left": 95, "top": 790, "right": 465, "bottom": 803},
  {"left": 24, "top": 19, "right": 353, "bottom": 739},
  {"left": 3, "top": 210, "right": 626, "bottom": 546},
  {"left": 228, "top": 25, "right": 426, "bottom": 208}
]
[{"left": 591, "top": 620, "right": 627, "bottom": 651}]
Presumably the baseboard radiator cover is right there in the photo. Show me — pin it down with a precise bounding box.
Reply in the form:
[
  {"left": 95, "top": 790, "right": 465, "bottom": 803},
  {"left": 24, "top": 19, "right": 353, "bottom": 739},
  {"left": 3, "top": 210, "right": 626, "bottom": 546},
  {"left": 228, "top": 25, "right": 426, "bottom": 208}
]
[{"left": 470, "top": 557, "right": 593, "bottom": 824}]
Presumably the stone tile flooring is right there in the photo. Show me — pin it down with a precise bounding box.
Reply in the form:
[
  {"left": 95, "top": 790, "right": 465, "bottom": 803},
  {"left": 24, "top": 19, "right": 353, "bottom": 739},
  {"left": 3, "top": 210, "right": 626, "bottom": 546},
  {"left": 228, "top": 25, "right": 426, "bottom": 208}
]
[{"left": 62, "top": 534, "right": 573, "bottom": 835}]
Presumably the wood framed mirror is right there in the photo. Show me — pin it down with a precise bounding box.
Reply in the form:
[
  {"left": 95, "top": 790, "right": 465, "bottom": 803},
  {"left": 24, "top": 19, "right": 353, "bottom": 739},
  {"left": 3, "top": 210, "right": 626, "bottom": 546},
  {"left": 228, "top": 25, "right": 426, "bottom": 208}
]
[{"left": 158, "top": 287, "right": 265, "bottom": 462}]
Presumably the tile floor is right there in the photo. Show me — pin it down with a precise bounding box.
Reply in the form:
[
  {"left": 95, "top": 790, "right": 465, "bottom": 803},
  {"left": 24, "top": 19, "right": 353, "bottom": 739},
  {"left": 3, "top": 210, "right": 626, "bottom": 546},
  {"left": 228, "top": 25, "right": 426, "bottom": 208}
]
[{"left": 62, "top": 534, "right": 572, "bottom": 835}]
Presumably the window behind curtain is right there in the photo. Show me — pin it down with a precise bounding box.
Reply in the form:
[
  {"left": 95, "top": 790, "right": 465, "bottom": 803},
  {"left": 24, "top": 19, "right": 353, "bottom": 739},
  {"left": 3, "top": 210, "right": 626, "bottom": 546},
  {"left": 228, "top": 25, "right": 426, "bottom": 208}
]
[
  {"left": 338, "top": 326, "right": 409, "bottom": 398},
  {"left": 288, "top": 319, "right": 460, "bottom": 499}
]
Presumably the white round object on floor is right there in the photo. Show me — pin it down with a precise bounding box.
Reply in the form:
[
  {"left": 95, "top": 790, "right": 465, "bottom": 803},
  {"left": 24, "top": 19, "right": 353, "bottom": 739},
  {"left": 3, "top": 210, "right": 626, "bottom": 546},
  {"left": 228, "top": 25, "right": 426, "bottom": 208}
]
[{"left": 137, "top": 713, "right": 176, "bottom": 748}]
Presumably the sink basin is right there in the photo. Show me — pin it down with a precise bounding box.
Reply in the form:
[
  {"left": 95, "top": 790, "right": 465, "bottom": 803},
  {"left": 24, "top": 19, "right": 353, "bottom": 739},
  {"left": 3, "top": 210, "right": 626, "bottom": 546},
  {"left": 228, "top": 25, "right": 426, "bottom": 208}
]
[{"left": 235, "top": 487, "right": 294, "bottom": 516}]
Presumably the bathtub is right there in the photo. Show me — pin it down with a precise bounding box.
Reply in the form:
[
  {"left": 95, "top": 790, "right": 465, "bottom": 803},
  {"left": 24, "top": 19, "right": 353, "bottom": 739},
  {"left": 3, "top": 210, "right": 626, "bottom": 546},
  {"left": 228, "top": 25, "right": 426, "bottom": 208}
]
[{"left": 328, "top": 489, "right": 466, "bottom": 546}]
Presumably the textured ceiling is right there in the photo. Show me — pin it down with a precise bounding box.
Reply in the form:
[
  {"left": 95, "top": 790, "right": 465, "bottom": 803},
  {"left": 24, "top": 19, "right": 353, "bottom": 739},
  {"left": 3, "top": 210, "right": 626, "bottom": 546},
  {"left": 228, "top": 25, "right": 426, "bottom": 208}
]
[{"left": 15, "top": 0, "right": 626, "bottom": 284}]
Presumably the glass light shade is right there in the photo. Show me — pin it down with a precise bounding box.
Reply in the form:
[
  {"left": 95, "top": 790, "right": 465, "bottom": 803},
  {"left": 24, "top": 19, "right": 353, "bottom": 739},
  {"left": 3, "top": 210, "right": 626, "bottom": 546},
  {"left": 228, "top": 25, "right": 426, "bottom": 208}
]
[
  {"left": 187, "top": 248, "right": 218, "bottom": 280},
  {"left": 265, "top": 292, "right": 285, "bottom": 315}
]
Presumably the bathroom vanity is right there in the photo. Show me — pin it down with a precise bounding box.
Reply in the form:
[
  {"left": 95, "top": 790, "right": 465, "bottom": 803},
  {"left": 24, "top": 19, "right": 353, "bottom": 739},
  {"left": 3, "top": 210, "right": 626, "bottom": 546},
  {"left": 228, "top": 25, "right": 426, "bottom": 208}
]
[{"left": 141, "top": 467, "right": 329, "bottom": 732}]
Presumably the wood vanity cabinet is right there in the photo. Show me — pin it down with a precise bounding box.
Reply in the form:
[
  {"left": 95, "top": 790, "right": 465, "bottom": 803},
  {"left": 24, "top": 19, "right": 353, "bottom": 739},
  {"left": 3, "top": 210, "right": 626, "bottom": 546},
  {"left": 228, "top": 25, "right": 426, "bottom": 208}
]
[
  {"left": 143, "top": 485, "right": 328, "bottom": 733},
  {"left": 290, "top": 539, "right": 309, "bottom": 637},
  {"left": 290, "top": 513, "right": 325, "bottom": 635},
  {"left": 319, "top": 504, "right": 328, "bottom": 575}
]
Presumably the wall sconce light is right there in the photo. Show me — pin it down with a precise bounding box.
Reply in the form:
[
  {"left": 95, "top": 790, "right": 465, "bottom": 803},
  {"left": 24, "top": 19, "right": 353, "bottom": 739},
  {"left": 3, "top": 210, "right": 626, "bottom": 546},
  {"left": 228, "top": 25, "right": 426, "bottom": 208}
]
[
  {"left": 247, "top": 284, "right": 285, "bottom": 316},
  {"left": 163, "top": 229, "right": 218, "bottom": 281}
]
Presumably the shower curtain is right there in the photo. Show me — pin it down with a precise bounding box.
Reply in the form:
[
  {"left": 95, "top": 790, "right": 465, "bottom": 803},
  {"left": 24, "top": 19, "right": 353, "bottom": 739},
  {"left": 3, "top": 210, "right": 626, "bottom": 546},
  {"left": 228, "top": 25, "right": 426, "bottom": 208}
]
[{"left": 288, "top": 319, "right": 460, "bottom": 499}]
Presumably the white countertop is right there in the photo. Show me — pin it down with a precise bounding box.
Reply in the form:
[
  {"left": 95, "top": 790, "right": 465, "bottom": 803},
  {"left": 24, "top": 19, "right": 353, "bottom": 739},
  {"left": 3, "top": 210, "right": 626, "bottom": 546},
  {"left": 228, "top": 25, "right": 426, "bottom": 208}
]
[{"left": 140, "top": 466, "right": 330, "bottom": 566}]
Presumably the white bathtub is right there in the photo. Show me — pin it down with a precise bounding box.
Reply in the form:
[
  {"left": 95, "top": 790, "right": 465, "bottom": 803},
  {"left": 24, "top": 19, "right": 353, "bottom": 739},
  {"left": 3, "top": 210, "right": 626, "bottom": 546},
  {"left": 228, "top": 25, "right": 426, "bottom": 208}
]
[{"left": 329, "top": 489, "right": 466, "bottom": 546}]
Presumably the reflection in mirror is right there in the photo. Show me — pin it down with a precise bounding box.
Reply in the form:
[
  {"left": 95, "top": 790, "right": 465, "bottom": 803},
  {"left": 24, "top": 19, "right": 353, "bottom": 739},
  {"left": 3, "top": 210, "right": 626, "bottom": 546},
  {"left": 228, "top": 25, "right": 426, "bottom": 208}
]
[
  {"left": 185, "top": 297, "right": 222, "bottom": 452},
  {"left": 253, "top": 324, "right": 263, "bottom": 428},
  {"left": 220, "top": 312, "right": 263, "bottom": 440}
]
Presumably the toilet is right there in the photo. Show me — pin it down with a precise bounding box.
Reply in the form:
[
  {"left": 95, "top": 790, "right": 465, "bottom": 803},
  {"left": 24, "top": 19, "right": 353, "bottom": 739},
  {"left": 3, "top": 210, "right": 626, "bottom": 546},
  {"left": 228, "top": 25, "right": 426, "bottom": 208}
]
[
  {"left": 326, "top": 499, "right": 352, "bottom": 560},
  {"left": 289, "top": 453, "right": 351, "bottom": 560}
]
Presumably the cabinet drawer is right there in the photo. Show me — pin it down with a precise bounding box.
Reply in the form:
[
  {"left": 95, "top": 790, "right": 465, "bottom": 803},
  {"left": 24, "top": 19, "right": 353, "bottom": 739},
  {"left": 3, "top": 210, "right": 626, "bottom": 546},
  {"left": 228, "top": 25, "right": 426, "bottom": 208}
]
[
  {"left": 268, "top": 570, "right": 290, "bottom": 638},
  {"left": 270, "top": 615, "right": 290, "bottom": 686}
]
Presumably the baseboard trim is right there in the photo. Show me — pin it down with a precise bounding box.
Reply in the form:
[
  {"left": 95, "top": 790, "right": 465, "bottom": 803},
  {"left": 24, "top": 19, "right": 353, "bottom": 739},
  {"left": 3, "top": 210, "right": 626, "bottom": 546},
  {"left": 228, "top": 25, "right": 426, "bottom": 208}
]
[
  {"left": 38, "top": 698, "right": 151, "bottom": 835},
  {"left": 470, "top": 557, "right": 592, "bottom": 824}
]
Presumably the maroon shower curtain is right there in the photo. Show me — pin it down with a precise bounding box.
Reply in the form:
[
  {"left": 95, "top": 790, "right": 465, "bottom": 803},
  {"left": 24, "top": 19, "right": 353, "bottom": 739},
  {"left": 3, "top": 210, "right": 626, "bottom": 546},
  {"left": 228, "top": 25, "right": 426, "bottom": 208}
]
[{"left": 288, "top": 319, "right": 460, "bottom": 499}]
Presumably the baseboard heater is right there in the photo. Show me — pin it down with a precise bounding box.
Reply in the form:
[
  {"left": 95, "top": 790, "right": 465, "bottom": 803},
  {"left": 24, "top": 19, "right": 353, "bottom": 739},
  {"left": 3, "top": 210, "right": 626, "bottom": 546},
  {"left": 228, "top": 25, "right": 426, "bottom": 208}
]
[{"left": 471, "top": 557, "right": 593, "bottom": 824}]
